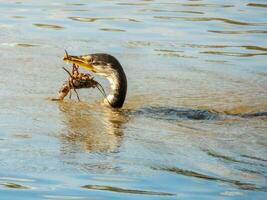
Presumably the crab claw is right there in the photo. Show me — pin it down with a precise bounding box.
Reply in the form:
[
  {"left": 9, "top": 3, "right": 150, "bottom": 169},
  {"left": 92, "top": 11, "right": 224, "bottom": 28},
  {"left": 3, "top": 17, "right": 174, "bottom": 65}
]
[{"left": 64, "top": 50, "right": 69, "bottom": 59}]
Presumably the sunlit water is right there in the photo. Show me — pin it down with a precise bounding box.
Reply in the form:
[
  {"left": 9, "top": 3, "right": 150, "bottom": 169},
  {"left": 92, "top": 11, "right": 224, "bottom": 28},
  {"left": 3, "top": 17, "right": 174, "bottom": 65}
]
[{"left": 0, "top": 0, "right": 267, "bottom": 199}]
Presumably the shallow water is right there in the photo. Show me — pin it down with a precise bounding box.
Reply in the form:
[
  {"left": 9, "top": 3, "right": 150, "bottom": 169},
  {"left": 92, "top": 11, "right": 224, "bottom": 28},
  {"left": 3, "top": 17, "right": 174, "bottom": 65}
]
[{"left": 0, "top": 0, "right": 267, "bottom": 199}]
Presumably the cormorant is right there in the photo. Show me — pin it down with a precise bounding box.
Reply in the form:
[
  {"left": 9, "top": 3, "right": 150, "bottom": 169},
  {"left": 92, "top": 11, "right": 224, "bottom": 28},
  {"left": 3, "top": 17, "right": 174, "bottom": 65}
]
[{"left": 63, "top": 52, "right": 127, "bottom": 108}]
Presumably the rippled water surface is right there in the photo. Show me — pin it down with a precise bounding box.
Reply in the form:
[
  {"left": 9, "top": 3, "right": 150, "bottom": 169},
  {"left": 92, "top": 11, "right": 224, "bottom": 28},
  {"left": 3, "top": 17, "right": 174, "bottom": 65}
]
[{"left": 0, "top": 0, "right": 267, "bottom": 199}]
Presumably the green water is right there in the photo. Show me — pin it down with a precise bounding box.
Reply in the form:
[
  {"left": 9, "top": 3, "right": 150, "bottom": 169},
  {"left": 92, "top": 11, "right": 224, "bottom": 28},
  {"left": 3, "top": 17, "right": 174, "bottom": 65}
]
[{"left": 0, "top": 0, "right": 267, "bottom": 199}]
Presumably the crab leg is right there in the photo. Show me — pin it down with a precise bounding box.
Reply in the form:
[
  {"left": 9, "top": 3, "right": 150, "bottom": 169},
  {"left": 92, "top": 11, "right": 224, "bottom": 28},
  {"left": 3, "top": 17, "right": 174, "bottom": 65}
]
[{"left": 72, "top": 63, "right": 79, "bottom": 75}]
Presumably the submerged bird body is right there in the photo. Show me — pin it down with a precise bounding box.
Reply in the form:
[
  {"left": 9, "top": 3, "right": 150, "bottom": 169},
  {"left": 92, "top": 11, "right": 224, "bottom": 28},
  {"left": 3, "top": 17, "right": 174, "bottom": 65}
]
[{"left": 63, "top": 53, "right": 127, "bottom": 108}]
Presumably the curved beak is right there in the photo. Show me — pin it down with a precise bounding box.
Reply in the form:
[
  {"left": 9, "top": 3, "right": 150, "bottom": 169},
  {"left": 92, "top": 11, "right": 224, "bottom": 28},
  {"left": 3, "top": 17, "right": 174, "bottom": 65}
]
[{"left": 63, "top": 51, "right": 95, "bottom": 72}]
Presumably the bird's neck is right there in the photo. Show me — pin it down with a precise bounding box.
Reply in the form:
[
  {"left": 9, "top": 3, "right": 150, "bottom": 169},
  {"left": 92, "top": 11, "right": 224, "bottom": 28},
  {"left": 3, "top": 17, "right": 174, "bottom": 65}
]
[{"left": 105, "top": 70, "right": 127, "bottom": 108}]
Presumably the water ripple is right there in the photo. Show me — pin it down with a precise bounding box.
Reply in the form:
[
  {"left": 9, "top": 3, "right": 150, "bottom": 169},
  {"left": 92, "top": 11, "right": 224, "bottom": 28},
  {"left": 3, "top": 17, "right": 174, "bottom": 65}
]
[
  {"left": 139, "top": 9, "right": 204, "bottom": 14},
  {"left": 153, "top": 167, "right": 267, "bottom": 192},
  {"left": 209, "top": 30, "right": 267, "bottom": 34},
  {"left": 247, "top": 3, "right": 267, "bottom": 8},
  {"left": 33, "top": 23, "right": 64, "bottom": 29},
  {"left": 117, "top": 3, "right": 149, "bottom": 6},
  {"left": 157, "top": 3, "right": 234, "bottom": 8},
  {"left": 81, "top": 185, "right": 175, "bottom": 196},
  {"left": 133, "top": 107, "right": 267, "bottom": 121},
  {"left": 0, "top": 43, "right": 40, "bottom": 48},
  {"left": 185, "top": 44, "right": 267, "bottom": 52},
  {"left": 44, "top": 195, "right": 86, "bottom": 200},
  {"left": 203, "top": 149, "right": 266, "bottom": 167},
  {"left": 241, "top": 154, "right": 267, "bottom": 163},
  {"left": 180, "top": 3, "right": 234, "bottom": 8},
  {"left": 11, "top": 16, "right": 25, "bottom": 19},
  {"left": 99, "top": 28, "right": 126, "bottom": 32},
  {"left": 0, "top": 182, "right": 30, "bottom": 189},
  {"left": 16, "top": 43, "right": 40, "bottom": 47},
  {"left": 69, "top": 16, "right": 140, "bottom": 23},
  {"left": 65, "top": 3, "right": 87, "bottom": 6},
  {"left": 200, "top": 51, "right": 267, "bottom": 57},
  {"left": 184, "top": 44, "right": 267, "bottom": 57},
  {"left": 135, "top": 107, "right": 219, "bottom": 120},
  {"left": 63, "top": 9, "right": 89, "bottom": 12},
  {"left": 154, "top": 16, "right": 267, "bottom": 26}
]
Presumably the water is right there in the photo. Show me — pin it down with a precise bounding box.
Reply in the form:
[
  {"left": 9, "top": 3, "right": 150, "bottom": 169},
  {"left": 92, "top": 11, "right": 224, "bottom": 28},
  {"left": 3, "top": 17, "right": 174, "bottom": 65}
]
[{"left": 0, "top": 0, "right": 267, "bottom": 199}]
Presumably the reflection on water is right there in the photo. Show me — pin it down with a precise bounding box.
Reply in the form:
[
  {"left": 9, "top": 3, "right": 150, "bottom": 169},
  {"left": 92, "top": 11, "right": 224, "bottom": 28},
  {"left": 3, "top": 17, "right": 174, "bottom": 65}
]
[
  {"left": 58, "top": 102, "right": 127, "bottom": 153},
  {"left": 0, "top": 0, "right": 267, "bottom": 199}
]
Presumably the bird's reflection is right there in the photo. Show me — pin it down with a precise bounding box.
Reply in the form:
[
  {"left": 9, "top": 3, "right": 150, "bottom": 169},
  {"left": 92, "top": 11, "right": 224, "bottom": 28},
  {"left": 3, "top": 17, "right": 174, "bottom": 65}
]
[{"left": 58, "top": 101, "right": 128, "bottom": 153}]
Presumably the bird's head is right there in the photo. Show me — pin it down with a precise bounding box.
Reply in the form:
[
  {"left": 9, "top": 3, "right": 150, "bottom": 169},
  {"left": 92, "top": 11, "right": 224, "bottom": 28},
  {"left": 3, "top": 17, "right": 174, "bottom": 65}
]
[{"left": 63, "top": 51, "right": 121, "bottom": 78}]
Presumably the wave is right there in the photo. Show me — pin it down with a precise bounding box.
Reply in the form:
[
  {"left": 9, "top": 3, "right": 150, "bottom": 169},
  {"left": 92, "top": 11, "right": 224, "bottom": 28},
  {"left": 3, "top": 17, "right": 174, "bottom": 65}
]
[{"left": 132, "top": 106, "right": 267, "bottom": 121}]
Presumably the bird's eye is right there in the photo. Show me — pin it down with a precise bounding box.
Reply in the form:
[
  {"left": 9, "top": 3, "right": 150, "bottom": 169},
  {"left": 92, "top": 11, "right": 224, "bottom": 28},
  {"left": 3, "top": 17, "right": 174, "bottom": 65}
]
[
  {"left": 91, "top": 60, "right": 101, "bottom": 66},
  {"left": 90, "top": 58, "right": 97, "bottom": 65}
]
